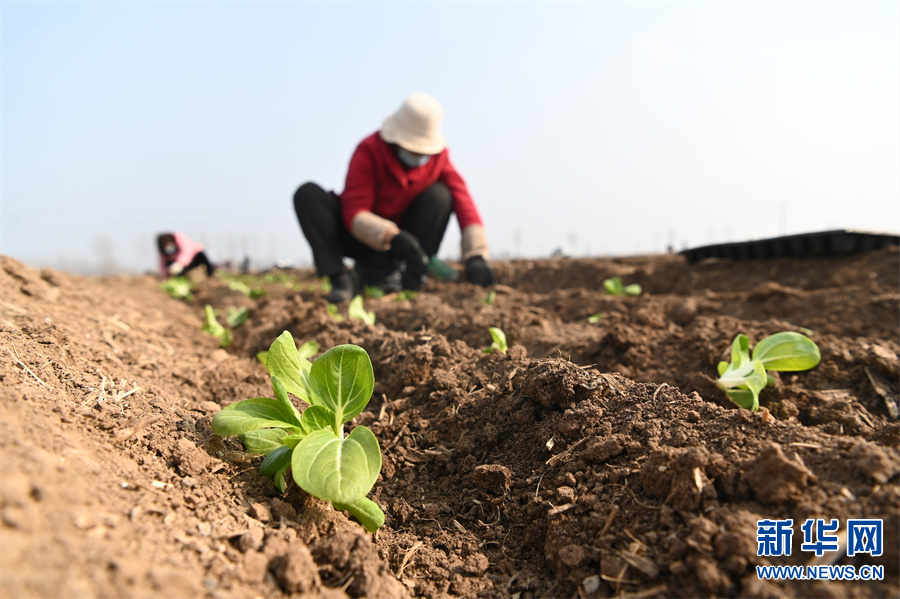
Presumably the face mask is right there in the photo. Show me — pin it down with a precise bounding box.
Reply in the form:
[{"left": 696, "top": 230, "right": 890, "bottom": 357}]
[
  {"left": 163, "top": 243, "right": 177, "bottom": 256},
  {"left": 397, "top": 147, "right": 430, "bottom": 168}
]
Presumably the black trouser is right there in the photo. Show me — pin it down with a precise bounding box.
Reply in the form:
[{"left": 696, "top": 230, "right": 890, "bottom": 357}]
[{"left": 293, "top": 182, "right": 453, "bottom": 277}]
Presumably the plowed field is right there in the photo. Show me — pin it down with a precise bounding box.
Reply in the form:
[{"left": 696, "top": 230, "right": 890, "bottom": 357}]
[{"left": 1, "top": 248, "right": 897, "bottom": 598}]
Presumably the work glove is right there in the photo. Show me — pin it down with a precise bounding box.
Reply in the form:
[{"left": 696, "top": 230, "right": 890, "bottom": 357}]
[
  {"left": 465, "top": 256, "right": 495, "bottom": 287},
  {"left": 390, "top": 231, "right": 429, "bottom": 277},
  {"left": 167, "top": 262, "right": 184, "bottom": 276}
]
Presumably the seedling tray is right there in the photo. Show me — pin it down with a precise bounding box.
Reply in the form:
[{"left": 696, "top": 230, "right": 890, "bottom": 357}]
[{"left": 679, "top": 229, "right": 899, "bottom": 264}]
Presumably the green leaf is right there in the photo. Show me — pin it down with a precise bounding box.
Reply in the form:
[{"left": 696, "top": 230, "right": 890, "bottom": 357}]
[
  {"left": 716, "top": 334, "right": 768, "bottom": 412},
  {"left": 238, "top": 428, "right": 290, "bottom": 455},
  {"left": 160, "top": 277, "right": 193, "bottom": 300},
  {"left": 603, "top": 277, "right": 624, "bottom": 295},
  {"left": 348, "top": 295, "right": 375, "bottom": 325},
  {"left": 264, "top": 331, "right": 313, "bottom": 403},
  {"left": 201, "top": 304, "right": 232, "bottom": 347},
  {"left": 257, "top": 350, "right": 268, "bottom": 366},
  {"left": 488, "top": 327, "right": 508, "bottom": 354},
  {"left": 292, "top": 426, "right": 382, "bottom": 504},
  {"left": 273, "top": 464, "right": 289, "bottom": 493},
  {"left": 587, "top": 312, "right": 604, "bottom": 323},
  {"left": 259, "top": 445, "right": 293, "bottom": 477},
  {"left": 226, "top": 306, "right": 249, "bottom": 328},
  {"left": 484, "top": 290, "right": 496, "bottom": 305},
  {"left": 364, "top": 285, "right": 385, "bottom": 299},
  {"left": 226, "top": 279, "right": 252, "bottom": 296},
  {"left": 271, "top": 376, "right": 303, "bottom": 426},
  {"left": 308, "top": 345, "right": 374, "bottom": 425},
  {"left": 725, "top": 388, "right": 757, "bottom": 411},
  {"left": 298, "top": 340, "right": 319, "bottom": 360},
  {"left": 281, "top": 434, "right": 303, "bottom": 449},
  {"left": 752, "top": 332, "right": 821, "bottom": 372},
  {"left": 730, "top": 334, "right": 752, "bottom": 369},
  {"left": 624, "top": 283, "right": 643, "bottom": 296},
  {"left": 302, "top": 405, "right": 336, "bottom": 433},
  {"left": 718, "top": 359, "right": 767, "bottom": 412},
  {"left": 334, "top": 496, "right": 385, "bottom": 533},
  {"left": 211, "top": 398, "right": 303, "bottom": 437},
  {"left": 326, "top": 303, "right": 344, "bottom": 322}
]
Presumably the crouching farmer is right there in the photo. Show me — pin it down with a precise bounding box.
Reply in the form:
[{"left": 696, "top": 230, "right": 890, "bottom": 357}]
[
  {"left": 293, "top": 92, "right": 496, "bottom": 303},
  {"left": 156, "top": 232, "right": 215, "bottom": 279}
]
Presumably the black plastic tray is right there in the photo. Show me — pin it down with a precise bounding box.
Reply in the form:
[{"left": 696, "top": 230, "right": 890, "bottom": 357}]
[{"left": 679, "top": 229, "right": 899, "bottom": 264}]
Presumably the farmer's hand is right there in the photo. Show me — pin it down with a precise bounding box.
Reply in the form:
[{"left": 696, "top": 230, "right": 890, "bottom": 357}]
[
  {"left": 465, "top": 256, "right": 495, "bottom": 287},
  {"left": 390, "top": 231, "right": 429, "bottom": 276},
  {"left": 167, "top": 262, "right": 184, "bottom": 276}
]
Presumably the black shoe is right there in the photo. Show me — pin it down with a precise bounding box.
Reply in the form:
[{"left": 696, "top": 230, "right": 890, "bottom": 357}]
[
  {"left": 355, "top": 255, "right": 402, "bottom": 293},
  {"left": 325, "top": 270, "right": 354, "bottom": 303}
]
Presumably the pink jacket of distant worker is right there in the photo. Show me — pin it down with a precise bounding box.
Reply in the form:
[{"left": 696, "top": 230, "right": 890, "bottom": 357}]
[{"left": 159, "top": 232, "right": 204, "bottom": 278}]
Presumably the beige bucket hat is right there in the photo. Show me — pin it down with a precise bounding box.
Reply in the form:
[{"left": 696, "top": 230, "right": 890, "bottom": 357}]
[{"left": 380, "top": 92, "right": 447, "bottom": 155}]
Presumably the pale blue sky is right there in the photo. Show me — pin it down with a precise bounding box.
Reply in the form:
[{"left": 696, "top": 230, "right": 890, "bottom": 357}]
[{"left": 2, "top": 1, "right": 898, "bottom": 273}]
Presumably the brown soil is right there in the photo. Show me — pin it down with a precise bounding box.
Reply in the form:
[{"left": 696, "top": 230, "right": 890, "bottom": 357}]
[{"left": 1, "top": 248, "right": 898, "bottom": 599}]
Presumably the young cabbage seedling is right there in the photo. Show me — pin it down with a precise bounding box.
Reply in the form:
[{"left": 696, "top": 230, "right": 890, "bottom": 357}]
[
  {"left": 219, "top": 273, "right": 266, "bottom": 298},
  {"left": 484, "top": 290, "right": 497, "bottom": 305},
  {"left": 603, "top": 276, "right": 642, "bottom": 297},
  {"left": 587, "top": 312, "right": 604, "bottom": 323},
  {"left": 483, "top": 327, "right": 508, "bottom": 354},
  {"left": 395, "top": 290, "right": 417, "bottom": 302},
  {"left": 262, "top": 272, "right": 298, "bottom": 287},
  {"left": 226, "top": 306, "right": 249, "bottom": 328},
  {"left": 212, "top": 332, "right": 384, "bottom": 532},
  {"left": 348, "top": 295, "right": 376, "bottom": 325},
  {"left": 364, "top": 285, "right": 386, "bottom": 299},
  {"left": 326, "top": 304, "right": 344, "bottom": 322},
  {"left": 201, "top": 305, "right": 232, "bottom": 348},
  {"left": 716, "top": 331, "right": 821, "bottom": 412},
  {"left": 160, "top": 277, "right": 193, "bottom": 300}
]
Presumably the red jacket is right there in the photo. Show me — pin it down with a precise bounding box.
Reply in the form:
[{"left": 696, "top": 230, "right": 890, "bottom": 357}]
[{"left": 340, "top": 132, "right": 483, "bottom": 232}]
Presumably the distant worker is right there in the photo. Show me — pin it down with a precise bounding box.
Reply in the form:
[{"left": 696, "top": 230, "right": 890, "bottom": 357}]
[
  {"left": 156, "top": 232, "right": 215, "bottom": 279},
  {"left": 293, "top": 92, "right": 496, "bottom": 303}
]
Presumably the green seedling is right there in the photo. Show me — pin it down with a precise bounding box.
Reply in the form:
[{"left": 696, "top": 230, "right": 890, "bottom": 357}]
[
  {"left": 226, "top": 306, "right": 249, "bottom": 328},
  {"left": 484, "top": 290, "right": 497, "bottom": 305},
  {"left": 258, "top": 339, "right": 317, "bottom": 367},
  {"left": 603, "top": 276, "right": 642, "bottom": 297},
  {"left": 348, "top": 295, "right": 375, "bottom": 325},
  {"left": 201, "top": 305, "right": 232, "bottom": 348},
  {"left": 364, "top": 286, "right": 386, "bottom": 299},
  {"left": 326, "top": 304, "right": 344, "bottom": 322},
  {"left": 262, "top": 272, "right": 298, "bottom": 287},
  {"left": 219, "top": 273, "right": 266, "bottom": 298},
  {"left": 483, "top": 327, "right": 508, "bottom": 354},
  {"left": 212, "top": 332, "right": 384, "bottom": 532},
  {"left": 160, "top": 276, "right": 193, "bottom": 300},
  {"left": 395, "top": 290, "right": 417, "bottom": 302},
  {"left": 587, "top": 312, "right": 604, "bottom": 323},
  {"left": 716, "top": 331, "right": 821, "bottom": 412}
]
